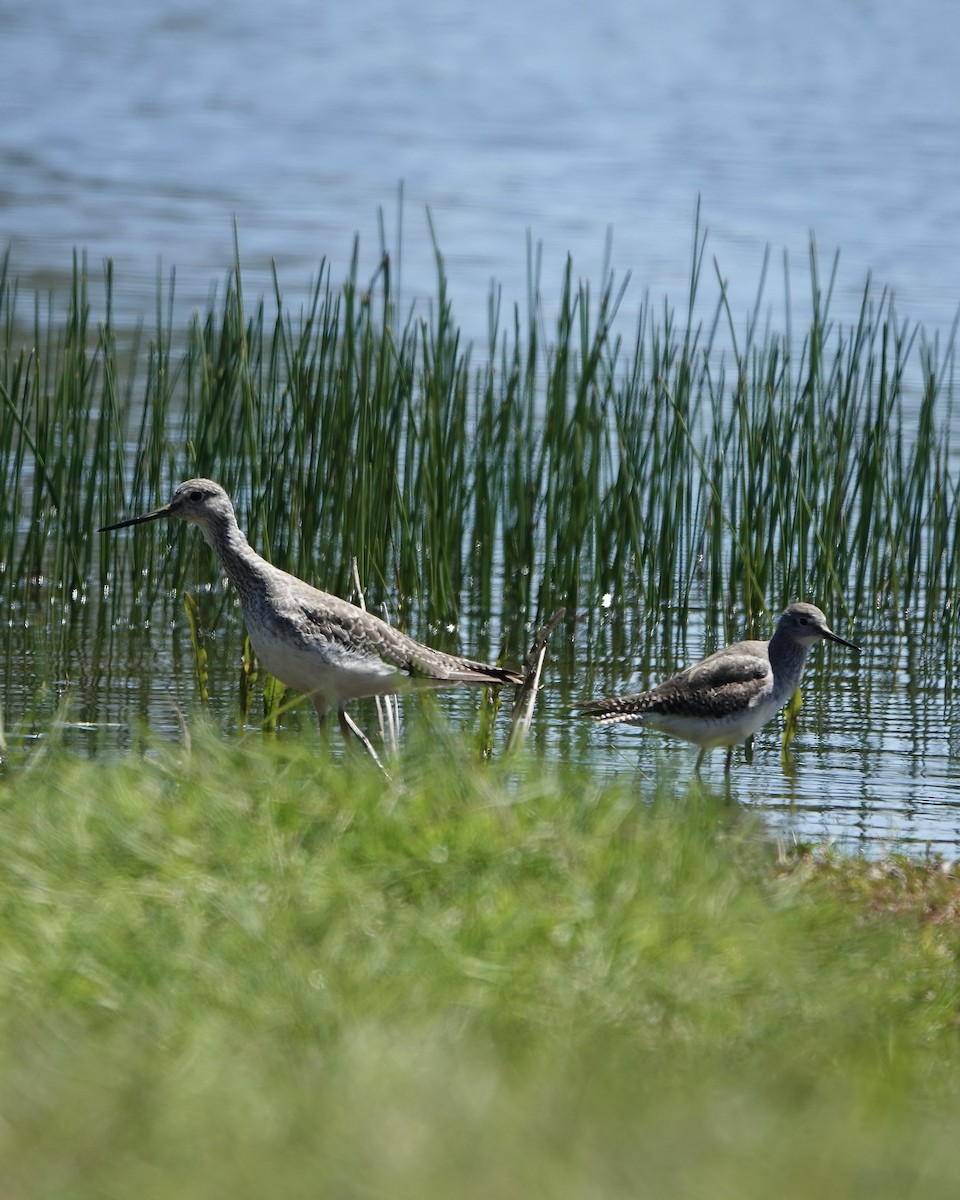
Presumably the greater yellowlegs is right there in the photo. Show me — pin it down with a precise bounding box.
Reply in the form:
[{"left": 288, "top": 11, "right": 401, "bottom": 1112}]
[
  {"left": 99, "top": 479, "right": 522, "bottom": 758},
  {"left": 581, "top": 602, "right": 859, "bottom": 773}
]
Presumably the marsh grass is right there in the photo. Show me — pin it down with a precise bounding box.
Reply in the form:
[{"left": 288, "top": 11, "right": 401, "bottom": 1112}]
[
  {"left": 1, "top": 729, "right": 960, "bottom": 1196},
  {"left": 0, "top": 214, "right": 958, "bottom": 726}
]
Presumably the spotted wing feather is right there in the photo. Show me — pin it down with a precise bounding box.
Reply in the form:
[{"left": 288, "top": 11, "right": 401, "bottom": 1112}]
[{"left": 582, "top": 639, "right": 771, "bottom": 726}]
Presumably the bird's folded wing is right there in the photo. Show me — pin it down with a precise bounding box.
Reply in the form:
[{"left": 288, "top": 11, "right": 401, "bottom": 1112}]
[
  {"left": 677, "top": 646, "right": 770, "bottom": 690},
  {"left": 293, "top": 599, "right": 414, "bottom": 673}
]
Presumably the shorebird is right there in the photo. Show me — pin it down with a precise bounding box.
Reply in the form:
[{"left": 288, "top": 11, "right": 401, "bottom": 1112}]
[
  {"left": 580, "top": 602, "right": 859, "bottom": 773},
  {"left": 99, "top": 479, "right": 522, "bottom": 761}
]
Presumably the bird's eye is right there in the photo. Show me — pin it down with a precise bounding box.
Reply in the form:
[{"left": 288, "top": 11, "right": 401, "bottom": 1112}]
[{"left": 189, "top": 490, "right": 203, "bottom": 502}]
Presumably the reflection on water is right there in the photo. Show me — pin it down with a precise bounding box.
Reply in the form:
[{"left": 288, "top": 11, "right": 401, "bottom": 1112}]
[{"left": 5, "top": 571, "right": 960, "bottom": 854}]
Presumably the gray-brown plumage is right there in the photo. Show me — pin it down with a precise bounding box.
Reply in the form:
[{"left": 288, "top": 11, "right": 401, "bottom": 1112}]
[
  {"left": 100, "top": 479, "right": 521, "bottom": 752},
  {"left": 581, "top": 603, "right": 859, "bottom": 772}
]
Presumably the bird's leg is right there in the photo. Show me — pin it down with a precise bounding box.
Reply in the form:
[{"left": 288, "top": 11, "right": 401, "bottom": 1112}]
[
  {"left": 338, "top": 707, "right": 388, "bottom": 774},
  {"left": 724, "top": 745, "right": 733, "bottom": 773},
  {"left": 311, "top": 696, "right": 337, "bottom": 752},
  {"left": 695, "top": 746, "right": 706, "bottom": 776}
]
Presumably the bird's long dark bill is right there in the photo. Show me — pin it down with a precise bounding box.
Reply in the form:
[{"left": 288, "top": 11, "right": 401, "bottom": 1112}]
[
  {"left": 826, "top": 629, "right": 860, "bottom": 652},
  {"left": 97, "top": 505, "right": 171, "bottom": 533}
]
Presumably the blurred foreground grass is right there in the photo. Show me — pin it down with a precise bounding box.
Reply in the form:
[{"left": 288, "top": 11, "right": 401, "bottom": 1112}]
[{"left": 1, "top": 725, "right": 959, "bottom": 1197}]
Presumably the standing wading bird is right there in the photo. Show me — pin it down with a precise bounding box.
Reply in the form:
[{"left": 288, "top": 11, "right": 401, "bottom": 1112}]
[
  {"left": 99, "top": 479, "right": 522, "bottom": 765},
  {"left": 580, "top": 602, "right": 859, "bottom": 773}
]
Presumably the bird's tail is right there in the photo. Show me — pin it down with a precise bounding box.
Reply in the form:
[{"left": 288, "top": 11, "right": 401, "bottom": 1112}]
[
  {"left": 448, "top": 659, "right": 523, "bottom": 687},
  {"left": 578, "top": 694, "right": 646, "bottom": 726}
]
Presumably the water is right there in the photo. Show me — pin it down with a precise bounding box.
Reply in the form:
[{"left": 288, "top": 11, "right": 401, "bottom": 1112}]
[
  {"left": 17, "top": 560, "right": 960, "bottom": 856},
  {"left": 4, "top": 0, "right": 960, "bottom": 850},
  {"left": 3, "top": 0, "right": 959, "bottom": 338}
]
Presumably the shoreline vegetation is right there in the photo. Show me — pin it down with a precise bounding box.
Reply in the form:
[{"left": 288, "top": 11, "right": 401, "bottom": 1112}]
[
  {"left": 1, "top": 216, "right": 958, "bottom": 664},
  {"left": 2, "top": 731, "right": 960, "bottom": 1195}
]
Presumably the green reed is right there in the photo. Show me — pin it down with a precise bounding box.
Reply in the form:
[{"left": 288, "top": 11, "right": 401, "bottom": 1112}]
[{"left": 0, "top": 217, "right": 958, "bottom": 719}]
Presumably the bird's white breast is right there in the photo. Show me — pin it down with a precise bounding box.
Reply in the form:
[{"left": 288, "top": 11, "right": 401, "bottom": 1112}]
[{"left": 250, "top": 623, "right": 403, "bottom": 706}]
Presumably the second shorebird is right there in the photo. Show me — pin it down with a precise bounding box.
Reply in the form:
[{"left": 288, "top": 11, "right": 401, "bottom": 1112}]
[
  {"left": 581, "top": 602, "right": 859, "bottom": 773},
  {"left": 100, "top": 479, "right": 521, "bottom": 759}
]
